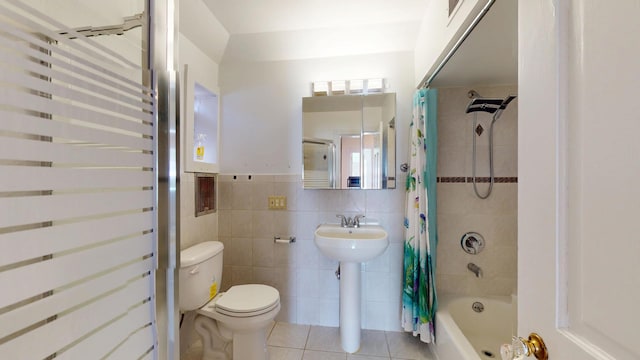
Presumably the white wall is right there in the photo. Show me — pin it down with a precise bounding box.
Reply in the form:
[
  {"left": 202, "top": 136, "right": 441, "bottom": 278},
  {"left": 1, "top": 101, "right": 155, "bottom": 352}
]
[
  {"left": 179, "top": 34, "right": 219, "bottom": 98},
  {"left": 178, "top": 33, "right": 220, "bottom": 250},
  {"left": 220, "top": 52, "right": 415, "bottom": 174},
  {"left": 179, "top": 0, "right": 229, "bottom": 64},
  {"left": 178, "top": 31, "right": 221, "bottom": 355}
]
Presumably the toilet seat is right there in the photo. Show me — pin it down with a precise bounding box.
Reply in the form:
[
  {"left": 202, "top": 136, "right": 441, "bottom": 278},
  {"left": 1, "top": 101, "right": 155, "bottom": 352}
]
[{"left": 199, "top": 284, "right": 280, "bottom": 318}]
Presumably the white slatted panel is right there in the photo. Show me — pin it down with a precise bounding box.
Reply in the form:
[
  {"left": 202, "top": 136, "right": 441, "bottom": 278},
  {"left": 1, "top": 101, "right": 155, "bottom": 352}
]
[{"left": 0, "top": 1, "right": 157, "bottom": 359}]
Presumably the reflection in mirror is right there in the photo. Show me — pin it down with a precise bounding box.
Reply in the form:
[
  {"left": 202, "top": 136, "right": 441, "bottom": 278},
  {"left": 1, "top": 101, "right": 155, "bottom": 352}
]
[
  {"left": 341, "top": 135, "right": 361, "bottom": 188},
  {"left": 303, "top": 139, "right": 336, "bottom": 188},
  {"left": 302, "top": 93, "right": 396, "bottom": 189}
]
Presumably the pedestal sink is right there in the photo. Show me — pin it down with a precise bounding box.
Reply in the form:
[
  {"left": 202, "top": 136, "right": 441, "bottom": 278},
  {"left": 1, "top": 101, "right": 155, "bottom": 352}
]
[{"left": 314, "top": 223, "right": 389, "bottom": 353}]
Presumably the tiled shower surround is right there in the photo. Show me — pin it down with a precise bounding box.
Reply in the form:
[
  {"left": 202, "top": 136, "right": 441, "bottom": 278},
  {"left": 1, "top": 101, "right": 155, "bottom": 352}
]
[
  {"left": 217, "top": 175, "right": 406, "bottom": 331},
  {"left": 435, "top": 85, "right": 518, "bottom": 297}
]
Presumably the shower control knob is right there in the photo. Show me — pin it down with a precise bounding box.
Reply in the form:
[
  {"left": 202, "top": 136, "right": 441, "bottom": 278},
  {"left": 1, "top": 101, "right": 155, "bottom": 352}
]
[{"left": 461, "top": 232, "right": 485, "bottom": 254}]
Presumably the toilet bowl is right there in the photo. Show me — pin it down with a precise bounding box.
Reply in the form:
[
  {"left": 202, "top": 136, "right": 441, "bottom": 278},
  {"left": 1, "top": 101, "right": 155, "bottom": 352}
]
[{"left": 180, "top": 242, "right": 280, "bottom": 360}]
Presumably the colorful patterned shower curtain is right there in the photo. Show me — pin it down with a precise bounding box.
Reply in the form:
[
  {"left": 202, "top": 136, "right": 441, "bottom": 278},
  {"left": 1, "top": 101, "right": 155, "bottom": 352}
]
[{"left": 402, "top": 88, "right": 438, "bottom": 343}]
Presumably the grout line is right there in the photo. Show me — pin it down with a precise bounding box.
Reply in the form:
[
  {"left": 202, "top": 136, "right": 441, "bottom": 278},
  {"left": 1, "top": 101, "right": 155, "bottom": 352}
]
[
  {"left": 266, "top": 320, "right": 276, "bottom": 340},
  {"left": 303, "top": 324, "right": 312, "bottom": 350},
  {"left": 383, "top": 331, "right": 392, "bottom": 359}
]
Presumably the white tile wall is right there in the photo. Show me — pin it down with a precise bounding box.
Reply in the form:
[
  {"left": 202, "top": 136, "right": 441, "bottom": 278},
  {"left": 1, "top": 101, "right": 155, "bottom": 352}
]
[{"left": 217, "top": 174, "right": 405, "bottom": 330}]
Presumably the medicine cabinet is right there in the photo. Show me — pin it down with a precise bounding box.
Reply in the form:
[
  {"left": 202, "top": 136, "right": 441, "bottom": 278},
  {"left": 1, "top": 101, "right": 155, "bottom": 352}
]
[
  {"left": 302, "top": 93, "right": 396, "bottom": 189},
  {"left": 183, "top": 64, "right": 220, "bottom": 173}
]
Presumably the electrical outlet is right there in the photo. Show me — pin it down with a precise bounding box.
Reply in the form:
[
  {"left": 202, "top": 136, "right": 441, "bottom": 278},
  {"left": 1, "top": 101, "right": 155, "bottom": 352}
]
[{"left": 268, "top": 196, "right": 287, "bottom": 210}]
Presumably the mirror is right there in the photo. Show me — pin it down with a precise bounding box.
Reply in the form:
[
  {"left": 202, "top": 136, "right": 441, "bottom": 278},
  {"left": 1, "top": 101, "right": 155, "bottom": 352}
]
[{"left": 302, "top": 93, "right": 396, "bottom": 189}]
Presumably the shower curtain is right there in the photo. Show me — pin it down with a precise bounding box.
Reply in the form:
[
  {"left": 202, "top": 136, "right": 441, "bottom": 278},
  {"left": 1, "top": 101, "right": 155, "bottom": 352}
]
[{"left": 402, "top": 88, "right": 438, "bottom": 343}]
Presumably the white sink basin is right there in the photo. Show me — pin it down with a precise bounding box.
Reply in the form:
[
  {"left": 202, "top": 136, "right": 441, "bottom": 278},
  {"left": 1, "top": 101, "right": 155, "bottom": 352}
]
[
  {"left": 314, "top": 223, "right": 389, "bottom": 352},
  {"left": 314, "top": 224, "right": 389, "bottom": 263}
]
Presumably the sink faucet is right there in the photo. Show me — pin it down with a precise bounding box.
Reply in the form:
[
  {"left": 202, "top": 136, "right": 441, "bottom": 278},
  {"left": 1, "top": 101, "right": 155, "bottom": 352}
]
[
  {"left": 336, "top": 214, "right": 349, "bottom": 227},
  {"left": 336, "top": 214, "right": 365, "bottom": 228},
  {"left": 467, "top": 262, "right": 483, "bottom": 278}
]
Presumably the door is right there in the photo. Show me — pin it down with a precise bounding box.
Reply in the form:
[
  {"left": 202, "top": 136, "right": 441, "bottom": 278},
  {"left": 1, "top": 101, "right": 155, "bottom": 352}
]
[
  {"left": 518, "top": 1, "right": 640, "bottom": 359},
  {"left": 0, "top": 1, "right": 163, "bottom": 359}
]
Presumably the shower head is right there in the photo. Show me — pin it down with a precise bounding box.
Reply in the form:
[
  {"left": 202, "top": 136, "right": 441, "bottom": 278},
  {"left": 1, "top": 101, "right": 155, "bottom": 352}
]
[
  {"left": 493, "top": 95, "right": 517, "bottom": 120},
  {"left": 465, "top": 94, "right": 517, "bottom": 115},
  {"left": 500, "top": 95, "right": 517, "bottom": 109}
]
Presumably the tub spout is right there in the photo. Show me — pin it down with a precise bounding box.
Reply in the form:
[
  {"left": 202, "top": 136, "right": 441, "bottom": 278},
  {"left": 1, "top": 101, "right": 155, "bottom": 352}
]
[{"left": 467, "top": 262, "right": 483, "bottom": 278}]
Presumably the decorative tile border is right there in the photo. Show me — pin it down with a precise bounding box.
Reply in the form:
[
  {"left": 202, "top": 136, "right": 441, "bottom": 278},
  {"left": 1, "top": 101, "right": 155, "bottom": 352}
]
[
  {"left": 437, "top": 176, "right": 518, "bottom": 183},
  {"left": 438, "top": 176, "right": 467, "bottom": 183}
]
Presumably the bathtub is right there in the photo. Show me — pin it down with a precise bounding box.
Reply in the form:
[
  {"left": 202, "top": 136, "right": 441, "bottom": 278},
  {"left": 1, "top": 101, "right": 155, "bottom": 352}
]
[{"left": 432, "top": 295, "right": 516, "bottom": 360}]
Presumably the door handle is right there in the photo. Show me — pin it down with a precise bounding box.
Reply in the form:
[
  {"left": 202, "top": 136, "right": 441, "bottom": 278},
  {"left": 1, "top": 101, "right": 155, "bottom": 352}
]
[{"left": 500, "top": 333, "right": 548, "bottom": 360}]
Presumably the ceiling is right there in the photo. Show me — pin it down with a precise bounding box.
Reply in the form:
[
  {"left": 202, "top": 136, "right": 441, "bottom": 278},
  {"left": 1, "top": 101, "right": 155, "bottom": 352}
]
[
  {"left": 201, "top": 0, "right": 430, "bottom": 62},
  {"left": 180, "top": 0, "right": 518, "bottom": 86},
  {"left": 202, "top": 0, "right": 430, "bottom": 34}
]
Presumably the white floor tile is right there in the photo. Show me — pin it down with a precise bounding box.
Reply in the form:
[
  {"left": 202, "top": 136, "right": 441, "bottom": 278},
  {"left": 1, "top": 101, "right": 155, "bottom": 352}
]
[
  {"left": 302, "top": 349, "right": 347, "bottom": 360},
  {"left": 385, "top": 331, "right": 435, "bottom": 360},
  {"left": 180, "top": 322, "right": 439, "bottom": 360},
  {"left": 181, "top": 339, "right": 203, "bottom": 360},
  {"left": 305, "top": 326, "right": 344, "bottom": 353},
  {"left": 348, "top": 355, "right": 390, "bottom": 360},
  {"left": 269, "top": 346, "right": 304, "bottom": 360},
  {"left": 355, "top": 330, "right": 389, "bottom": 357},
  {"left": 267, "top": 322, "right": 311, "bottom": 349}
]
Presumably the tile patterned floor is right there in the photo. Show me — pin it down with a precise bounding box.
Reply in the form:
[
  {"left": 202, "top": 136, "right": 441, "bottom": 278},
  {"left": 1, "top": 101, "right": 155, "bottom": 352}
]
[{"left": 183, "top": 322, "right": 436, "bottom": 360}]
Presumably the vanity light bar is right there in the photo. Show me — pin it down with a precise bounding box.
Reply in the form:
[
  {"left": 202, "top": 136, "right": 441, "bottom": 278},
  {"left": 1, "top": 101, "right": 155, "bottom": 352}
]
[
  {"left": 312, "top": 78, "right": 386, "bottom": 96},
  {"left": 367, "top": 78, "right": 384, "bottom": 92},
  {"left": 312, "top": 81, "right": 329, "bottom": 96},
  {"left": 349, "top": 79, "right": 364, "bottom": 94},
  {"left": 332, "top": 80, "right": 346, "bottom": 95}
]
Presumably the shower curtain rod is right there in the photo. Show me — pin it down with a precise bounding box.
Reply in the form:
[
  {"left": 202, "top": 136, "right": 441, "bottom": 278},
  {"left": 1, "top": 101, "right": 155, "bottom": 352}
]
[
  {"left": 419, "top": 0, "right": 496, "bottom": 89},
  {"left": 57, "top": 13, "right": 144, "bottom": 39}
]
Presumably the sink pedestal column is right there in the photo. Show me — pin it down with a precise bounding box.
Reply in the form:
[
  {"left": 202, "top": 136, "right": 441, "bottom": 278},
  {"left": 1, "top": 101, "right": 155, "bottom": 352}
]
[{"left": 339, "top": 261, "right": 361, "bottom": 353}]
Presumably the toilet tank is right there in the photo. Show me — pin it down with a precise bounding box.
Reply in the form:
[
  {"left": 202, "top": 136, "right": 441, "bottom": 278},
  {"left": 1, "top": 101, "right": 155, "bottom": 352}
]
[{"left": 179, "top": 241, "right": 224, "bottom": 312}]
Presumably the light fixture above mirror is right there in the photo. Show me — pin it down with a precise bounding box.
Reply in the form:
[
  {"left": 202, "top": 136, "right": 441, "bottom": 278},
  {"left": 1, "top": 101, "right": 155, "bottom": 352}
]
[{"left": 312, "top": 78, "right": 386, "bottom": 97}]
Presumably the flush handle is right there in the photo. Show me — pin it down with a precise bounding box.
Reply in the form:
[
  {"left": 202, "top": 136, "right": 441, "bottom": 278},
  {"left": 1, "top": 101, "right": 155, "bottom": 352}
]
[{"left": 189, "top": 266, "right": 200, "bottom": 275}]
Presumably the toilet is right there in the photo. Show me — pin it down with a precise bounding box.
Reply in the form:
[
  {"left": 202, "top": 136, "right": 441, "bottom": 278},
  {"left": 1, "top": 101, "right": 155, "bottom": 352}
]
[{"left": 180, "top": 241, "right": 280, "bottom": 360}]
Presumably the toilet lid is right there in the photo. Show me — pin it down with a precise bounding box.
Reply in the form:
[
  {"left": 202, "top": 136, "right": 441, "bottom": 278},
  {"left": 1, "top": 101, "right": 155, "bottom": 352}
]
[{"left": 215, "top": 284, "right": 279, "bottom": 314}]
